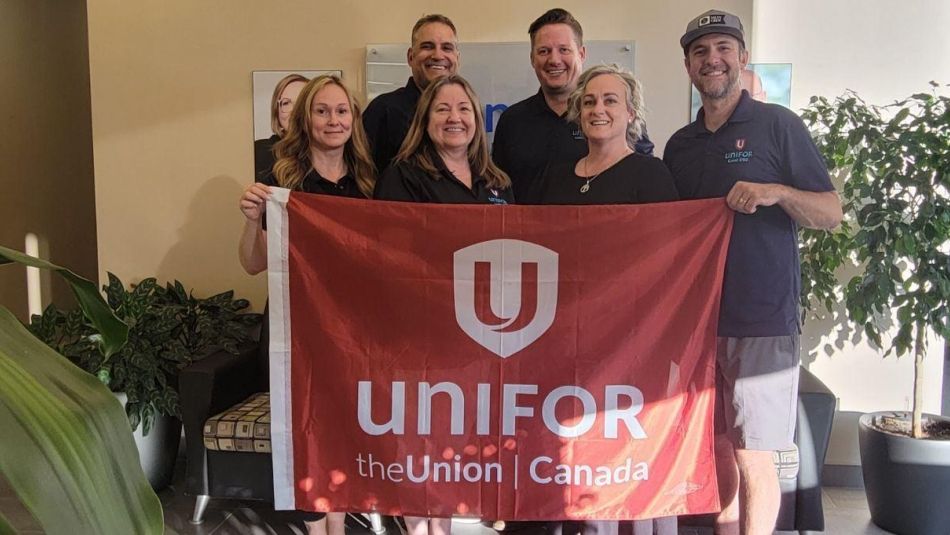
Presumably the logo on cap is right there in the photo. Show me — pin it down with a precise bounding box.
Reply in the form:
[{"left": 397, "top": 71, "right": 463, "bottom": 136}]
[
  {"left": 699, "top": 14, "right": 726, "bottom": 27},
  {"left": 453, "top": 239, "right": 558, "bottom": 358}
]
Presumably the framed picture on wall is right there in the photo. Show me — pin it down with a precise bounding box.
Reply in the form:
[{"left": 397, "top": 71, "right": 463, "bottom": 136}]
[
  {"left": 690, "top": 63, "right": 792, "bottom": 121},
  {"left": 252, "top": 70, "right": 341, "bottom": 179}
]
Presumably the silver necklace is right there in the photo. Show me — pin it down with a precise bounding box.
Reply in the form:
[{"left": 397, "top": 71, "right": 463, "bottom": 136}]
[
  {"left": 579, "top": 150, "right": 632, "bottom": 193},
  {"left": 580, "top": 172, "right": 600, "bottom": 193},
  {"left": 579, "top": 158, "right": 605, "bottom": 194}
]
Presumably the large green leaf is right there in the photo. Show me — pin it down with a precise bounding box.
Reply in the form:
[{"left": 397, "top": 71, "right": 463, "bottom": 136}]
[
  {"left": 0, "top": 306, "right": 163, "bottom": 534},
  {"left": 0, "top": 244, "right": 128, "bottom": 359},
  {"left": 0, "top": 512, "right": 15, "bottom": 535}
]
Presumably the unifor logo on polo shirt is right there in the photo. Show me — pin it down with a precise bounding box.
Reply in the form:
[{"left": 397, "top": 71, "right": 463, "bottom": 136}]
[
  {"left": 724, "top": 137, "right": 753, "bottom": 163},
  {"left": 453, "top": 239, "right": 558, "bottom": 358}
]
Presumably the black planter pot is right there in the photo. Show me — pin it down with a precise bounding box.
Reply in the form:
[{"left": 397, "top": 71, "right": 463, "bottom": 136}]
[{"left": 859, "top": 411, "right": 950, "bottom": 535}]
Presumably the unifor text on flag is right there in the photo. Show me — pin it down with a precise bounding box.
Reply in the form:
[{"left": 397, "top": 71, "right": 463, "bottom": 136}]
[{"left": 266, "top": 189, "right": 732, "bottom": 520}]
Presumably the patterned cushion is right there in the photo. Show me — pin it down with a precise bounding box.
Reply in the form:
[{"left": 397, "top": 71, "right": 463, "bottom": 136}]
[
  {"left": 773, "top": 444, "right": 800, "bottom": 479},
  {"left": 203, "top": 392, "right": 271, "bottom": 453}
]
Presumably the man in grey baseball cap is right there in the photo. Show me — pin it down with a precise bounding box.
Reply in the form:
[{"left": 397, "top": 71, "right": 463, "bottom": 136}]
[
  {"left": 679, "top": 9, "right": 745, "bottom": 51},
  {"left": 664, "top": 8, "right": 842, "bottom": 535}
]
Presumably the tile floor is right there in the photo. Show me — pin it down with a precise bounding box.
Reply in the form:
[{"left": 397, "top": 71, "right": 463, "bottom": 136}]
[{"left": 0, "top": 465, "right": 895, "bottom": 535}]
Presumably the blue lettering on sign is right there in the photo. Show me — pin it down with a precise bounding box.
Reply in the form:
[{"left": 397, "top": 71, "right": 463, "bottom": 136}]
[{"left": 485, "top": 103, "right": 509, "bottom": 133}]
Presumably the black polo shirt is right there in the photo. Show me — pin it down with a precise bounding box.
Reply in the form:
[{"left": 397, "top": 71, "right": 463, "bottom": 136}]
[
  {"left": 373, "top": 156, "right": 513, "bottom": 205},
  {"left": 491, "top": 90, "right": 655, "bottom": 205},
  {"left": 663, "top": 90, "right": 834, "bottom": 337},
  {"left": 538, "top": 153, "right": 678, "bottom": 205},
  {"left": 362, "top": 78, "right": 422, "bottom": 175},
  {"left": 260, "top": 168, "right": 365, "bottom": 198},
  {"left": 259, "top": 169, "right": 365, "bottom": 231}
]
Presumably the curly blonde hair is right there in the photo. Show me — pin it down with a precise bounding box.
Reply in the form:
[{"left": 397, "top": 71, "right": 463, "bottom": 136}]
[{"left": 567, "top": 64, "right": 646, "bottom": 149}]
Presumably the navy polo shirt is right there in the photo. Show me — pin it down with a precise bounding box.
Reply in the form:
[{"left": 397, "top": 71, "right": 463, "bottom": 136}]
[
  {"left": 663, "top": 90, "right": 834, "bottom": 337},
  {"left": 363, "top": 78, "right": 422, "bottom": 176},
  {"left": 492, "top": 90, "right": 655, "bottom": 205}
]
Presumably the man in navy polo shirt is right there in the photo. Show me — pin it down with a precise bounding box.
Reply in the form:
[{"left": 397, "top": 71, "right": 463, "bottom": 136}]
[
  {"left": 363, "top": 14, "right": 459, "bottom": 175},
  {"left": 663, "top": 10, "right": 842, "bottom": 535},
  {"left": 491, "top": 8, "right": 654, "bottom": 204}
]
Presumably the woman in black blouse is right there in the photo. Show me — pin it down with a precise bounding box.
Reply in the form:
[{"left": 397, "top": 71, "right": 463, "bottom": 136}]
[
  {"left": 373, "top": 74, "right": 510, "bottom": 535},
  {"left": 254, "top": 73, "right": 308, "bottom": 179},
  {"left": 536, "top": 64, "right": 678, "bottom": 206},
  {"left": 238, "top": 74, "right": 376, "bottom": 535},
  {"left": 240, "top": 74, "right": 376, "bottom": 275},
  {"left": 374, "top": 74, "right": 512, "bottom": 205},
  {"left": 542, "top": 65, "right": 678, "bottom": 535}
]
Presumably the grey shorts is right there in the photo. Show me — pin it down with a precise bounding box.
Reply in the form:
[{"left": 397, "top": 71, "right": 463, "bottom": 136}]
[{"left": 715, "top": 334, "right": 800, "bottom": 451}]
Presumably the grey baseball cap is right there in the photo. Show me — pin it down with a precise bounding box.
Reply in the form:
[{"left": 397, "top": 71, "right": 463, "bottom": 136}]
[{"left": 680, "top": 9, "right": 745, "bottom": 51}]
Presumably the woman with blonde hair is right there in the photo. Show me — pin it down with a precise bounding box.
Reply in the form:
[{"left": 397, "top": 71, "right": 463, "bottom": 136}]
[
  {"left": 240, "top": 74, "right": 376, "bottom": 274},
  {"left": 254, "top": 73, "right": 308, "bottom": 178},
  {"left": 374, "top": 74, "right": 512, "bottom": 204},
  {"left": 534, "top": 64, "right": 677, "bottom": 206},
  {"left": 239, "top": 75, "right": 375, "bottom": 535},
  {"left": 539, "top": 64, "right": 677, "bottom": 535}
]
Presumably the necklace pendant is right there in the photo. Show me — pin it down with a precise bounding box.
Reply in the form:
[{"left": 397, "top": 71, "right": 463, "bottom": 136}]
[{"left": 580, "top": 183, "right": 590, "bottom": 194}]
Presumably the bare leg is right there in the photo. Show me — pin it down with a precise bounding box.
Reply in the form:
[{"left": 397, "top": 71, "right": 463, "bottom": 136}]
[
  {"left": 405, "top": 516, "right": 429, "bottom": 535},
  {"left": 735, "top": 449, "right": 780, "bottom": 535},
  {"left": 326, "top": 512, "right": 346, "bottom": 535},
  {"left": 714, "top": 435, "right": 740, "bottom": 535},
  {"left": 305, "top": 517, "right": 328, "bottom": 535},
  {"left": 428, "top": 517, "right": 452, "bottom": 535}
]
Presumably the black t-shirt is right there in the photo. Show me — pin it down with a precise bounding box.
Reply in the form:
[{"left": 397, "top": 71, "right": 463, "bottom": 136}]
[
  {"left": 362, "top": 78, "right": 422, "bottom": 175},
  {"left": 491, "top": 90, "right": 655, "bottom": 205},
  {"left": 373, "top": 156, "right": 513, "bottom": 205},
  {"left": 663, "top": 90, "right": 834, "bottom": 337},
  {"left": 253, "top": 134, "right": 280, "bottom": 180},
  {"left": 538, "top": 153, "right": 678, "bottom": 205}
]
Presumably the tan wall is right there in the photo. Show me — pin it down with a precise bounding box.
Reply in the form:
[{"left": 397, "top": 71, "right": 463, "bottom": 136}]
[
  {"left": 86, "top": 0, "right": 752, "bottom": 310},
  {"left": 0, "top": 0, "right": 98, "bottom": 321}
]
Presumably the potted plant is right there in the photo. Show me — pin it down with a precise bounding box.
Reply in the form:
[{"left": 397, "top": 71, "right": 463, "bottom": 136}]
[
  {"left": 0, "top": 244, "right": 163, "bottom": 533},
  {"left": 800, "top": 83, "right": 950, "bottom": 534},
  {"left": 27, "top": 272, "right": 261, "bottom": 489}
]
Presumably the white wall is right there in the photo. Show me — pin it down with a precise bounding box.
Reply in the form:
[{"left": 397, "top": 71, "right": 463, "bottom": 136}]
[{"left": 753, "top": 0, "right": 950, "bottom": 467}]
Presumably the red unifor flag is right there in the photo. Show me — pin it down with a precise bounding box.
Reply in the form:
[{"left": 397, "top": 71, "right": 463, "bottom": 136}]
[{"left": 265, "top": 189, "right": 732, "bottom": 520}]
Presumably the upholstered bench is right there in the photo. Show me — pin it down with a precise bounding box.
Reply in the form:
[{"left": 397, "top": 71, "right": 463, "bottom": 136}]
[{"left": 202, "top": 392, "right": 272, "bottom": 454}]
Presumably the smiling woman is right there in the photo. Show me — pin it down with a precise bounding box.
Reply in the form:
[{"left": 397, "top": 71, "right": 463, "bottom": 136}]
[
  {"left": 533, "top": 64, "right": 678, "bottom": 205},
  {"left": 373, "top": 74, "right": 512, "bottom": 204}
]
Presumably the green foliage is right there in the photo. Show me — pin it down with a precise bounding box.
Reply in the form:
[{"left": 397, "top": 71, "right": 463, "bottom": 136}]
[
  {"left": 0, "top": 245, "right": 163, "bottom": 533},
  {"left": 800, "top": 83, "right": 949, "bottom": 355},
  {"left": 29, "top": 273, "right": 261, "bottom": 435},
  {"left": 0, "top": 244, "right": 128, "bottom": 358}
]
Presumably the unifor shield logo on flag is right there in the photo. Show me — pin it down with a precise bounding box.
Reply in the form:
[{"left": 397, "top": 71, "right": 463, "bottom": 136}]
[
  {"left": 266, "top": 190, "right": 733, "bottom": 520},
  {"left": 453, "top": 239, "right": 558, "bottom": 358}
]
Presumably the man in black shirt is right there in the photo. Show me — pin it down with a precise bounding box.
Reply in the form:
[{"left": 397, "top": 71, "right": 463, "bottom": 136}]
[
  {"left": 491, "top": 8, "right": 654, "bottom": 204},
  {"left": 363, "top": 14, "right": 460, "bottom": 174}
]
